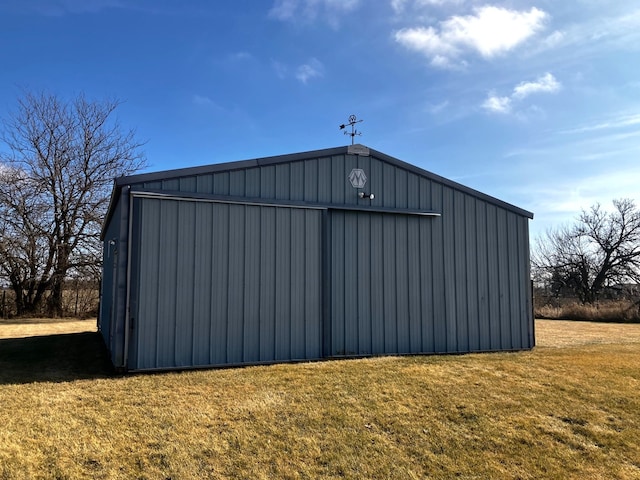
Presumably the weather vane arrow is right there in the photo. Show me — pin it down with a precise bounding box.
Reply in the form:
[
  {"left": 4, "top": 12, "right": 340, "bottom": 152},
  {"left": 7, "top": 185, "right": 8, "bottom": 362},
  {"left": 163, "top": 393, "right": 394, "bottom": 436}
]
[{"left": 339, "top": 114, "right": 363, "bottom": 145}]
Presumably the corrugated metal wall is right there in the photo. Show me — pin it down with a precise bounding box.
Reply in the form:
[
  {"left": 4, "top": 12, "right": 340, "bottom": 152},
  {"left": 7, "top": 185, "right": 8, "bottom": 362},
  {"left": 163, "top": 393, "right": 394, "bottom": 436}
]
[
  {"left": 328, "top": 196, "right": 532, "bottom": 357},
  {"left": 99, "top": 188, "right": 130, "bottom": 367},
  {"left": 128, "top": 196, "right": 323, "bottom": 370}
]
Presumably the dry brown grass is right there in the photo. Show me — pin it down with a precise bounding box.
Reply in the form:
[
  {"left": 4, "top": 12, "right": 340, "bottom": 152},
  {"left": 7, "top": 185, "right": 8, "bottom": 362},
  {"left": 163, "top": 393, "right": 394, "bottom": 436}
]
[
  {"left": 0, "top": 319, "right": 639, "bottom": 479},
  {"left": 536, "top": 299, "right": 640, "bottom": 323},
  {"left": 536, "top": 319, "right": 640, "bottom": 348},
  {"left": 0, "top": 317, "right": 96, "bottom": 339}
]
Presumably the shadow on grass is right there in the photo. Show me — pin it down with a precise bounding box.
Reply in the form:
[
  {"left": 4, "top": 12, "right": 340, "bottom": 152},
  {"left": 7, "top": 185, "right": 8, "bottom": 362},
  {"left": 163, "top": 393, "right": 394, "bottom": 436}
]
[{"left": 0, "top": 332, "right": 114, "bottom": 385}]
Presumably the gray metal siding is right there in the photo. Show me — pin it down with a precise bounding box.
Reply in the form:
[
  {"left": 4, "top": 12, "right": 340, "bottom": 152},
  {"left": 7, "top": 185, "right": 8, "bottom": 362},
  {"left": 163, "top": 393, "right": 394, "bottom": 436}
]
[
  {"left": 98, "top": 187, "right": 130, "bottom": 368},
  {"left": 140, "top": 154, "right": 440, "bottom": 212},
  {"left": 128, "top": 197, "right": 323, "bottom": 370},
  {"left": 328, "top": 195, "right": 533, "bottom": 356},
  {"left": 330, "top": 211, "right": 433, "bottom": 356},
  {"left": 99, "top": 200, "right": 119, "bottom": 348}
]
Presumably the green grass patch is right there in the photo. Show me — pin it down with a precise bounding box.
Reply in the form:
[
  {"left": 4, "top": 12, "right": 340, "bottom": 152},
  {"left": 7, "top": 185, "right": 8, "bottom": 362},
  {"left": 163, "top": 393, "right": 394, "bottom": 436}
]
[{"left": 0, "top": 322, "right": 639, "bottom": 479}]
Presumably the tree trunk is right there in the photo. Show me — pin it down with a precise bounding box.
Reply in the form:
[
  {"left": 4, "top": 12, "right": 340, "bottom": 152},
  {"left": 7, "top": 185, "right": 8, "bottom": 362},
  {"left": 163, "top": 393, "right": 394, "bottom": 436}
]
[
  {"left": 47, "top": 274, "right": 65, "bottom": 317},
  {"left": 11, "top": 283, "right": 42, "bottom": 316}
]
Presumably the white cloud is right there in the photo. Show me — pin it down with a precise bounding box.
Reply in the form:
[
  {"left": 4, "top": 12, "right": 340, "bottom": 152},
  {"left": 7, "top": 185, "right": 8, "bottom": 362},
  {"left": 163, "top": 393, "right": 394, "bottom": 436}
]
[
  {"left": 513, "top": 73, "right": 561, "bottom": 99},
  {"left": 391, "top": 0, "right": 408, "bottom": 13},
  {"left": 540, "top": 30, "right": 565, "bottom": 49},
  {"left": 273, "top": 58, "right": 324, "bottom": 83},
  {"left": 395, "top": 6, "right": 547, "bottom": 68},
  {"left": 394, "top": 25, "right": 461, "bottom": 65},
  {"left": 295, "top": 58, "right": 324, "bottom": 84},
  {"left": 269, "top": 0, "right": 360, "bottom": 27},
  {"left": 482, "top": 73, "right": 561, "bottom": 114},
  {"left": 482, "top": 94, "right": 511, "bottom": 114},
  {"left": 445, "top": 6, "right": 547, "bottom": 57},
  {"left": 269, "top": 0, "right": 297, "bottom": 20}
]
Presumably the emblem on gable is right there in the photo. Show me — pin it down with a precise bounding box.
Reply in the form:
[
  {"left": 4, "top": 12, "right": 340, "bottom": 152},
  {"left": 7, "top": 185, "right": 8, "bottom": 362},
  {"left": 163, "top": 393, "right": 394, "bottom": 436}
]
[{"left": 348, "top": 168, "right": 367, "bottom": 189}]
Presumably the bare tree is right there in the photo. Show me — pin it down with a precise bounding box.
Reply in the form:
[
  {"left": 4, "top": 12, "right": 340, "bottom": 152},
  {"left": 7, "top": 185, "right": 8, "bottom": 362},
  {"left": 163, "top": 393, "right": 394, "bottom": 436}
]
[
  {"left": 0, "top": 91, "right": 146, "bottom": 316},
  {"left": 532, "top": 199, "right": 640, "bottom": 304},
  {"left": 0, "top": 166, "right": 52, "bottom": 314}
]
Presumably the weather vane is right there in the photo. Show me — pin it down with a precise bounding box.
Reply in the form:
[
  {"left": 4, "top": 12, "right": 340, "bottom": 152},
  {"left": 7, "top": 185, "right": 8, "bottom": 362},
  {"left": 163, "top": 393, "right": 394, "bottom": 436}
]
[{"left": 339, "top": 114, "right": 363, "bottom": 145}]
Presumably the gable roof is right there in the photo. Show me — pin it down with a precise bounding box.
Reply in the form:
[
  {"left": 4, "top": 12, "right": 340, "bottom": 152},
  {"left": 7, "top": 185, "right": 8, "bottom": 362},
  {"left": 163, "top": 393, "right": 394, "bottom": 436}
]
[{"left": 103, "top": 144, "right": 533, "bottom": 237}]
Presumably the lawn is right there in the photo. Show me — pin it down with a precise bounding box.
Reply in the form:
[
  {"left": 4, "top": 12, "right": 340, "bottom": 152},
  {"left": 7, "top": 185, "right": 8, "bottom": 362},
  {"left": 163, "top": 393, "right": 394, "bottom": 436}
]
[{"left": 0, "top": 319, "right": 638, "bottom": 479}]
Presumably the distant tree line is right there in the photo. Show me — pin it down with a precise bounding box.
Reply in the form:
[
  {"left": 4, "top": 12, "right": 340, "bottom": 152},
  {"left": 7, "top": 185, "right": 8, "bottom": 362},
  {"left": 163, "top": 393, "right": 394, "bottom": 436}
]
[{"left": 0, "top": 90, "right": 146, "bottom": 317}]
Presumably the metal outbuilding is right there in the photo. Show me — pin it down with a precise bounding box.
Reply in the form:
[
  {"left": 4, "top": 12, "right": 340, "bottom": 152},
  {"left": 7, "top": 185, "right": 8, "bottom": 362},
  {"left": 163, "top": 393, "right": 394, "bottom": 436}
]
[{"left": 99, "top": 144, "right": 534, "bottom": 372}]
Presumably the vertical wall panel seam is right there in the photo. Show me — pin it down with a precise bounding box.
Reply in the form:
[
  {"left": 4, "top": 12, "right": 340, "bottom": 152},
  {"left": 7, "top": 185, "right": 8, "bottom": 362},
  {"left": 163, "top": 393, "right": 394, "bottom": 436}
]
[
  {"left": 467, "top": 199, "right": 472, "bottom": 351},
  {"left": 478, "top": 202, "right": 484, "bottom": 350},
  {"left": 272, "top": 209, "right": 277, "bottom": 359},
  {"left": 354, "top": 212, "right": 359, "bottom": 353},
  {"left": 301, "top": 164, "right": 306, "bottom": 357},
  {"left": 433, "top": 187, "right": 438, "bottom": 350},
  {"left": 450, "top": 190, "right": 456, "bottom": 352},
  {"left": 289, "top": 209, "right": 294, "bottom": 357},
  {"left": 302, "top": 210, "right": 307, "bottom": 358},
  {"left": 257, "top": 207, "right": 262, "bottom": 361},
  {"left": 511, "top": 214, "right": 517, "bottom": 349},
  {"left": 470, "top": 199, "right": 476, "bottom": 351},
  {"left": 418, "top": 218, "right": 424, "bottom": 351},
  {"left": 342, "top": 213, "right": 346, "bottom": 350},
  {"left": 441, "top": 185, "right": 447, "bottom": 350},
  {"left": 381, "top": 215, "right": 386, "bottom": 352},
  {"left": 224, "top": 206, "right": 230, "bottom": 363},
  {"left": 171, "top": 202, "right": 178, "bottom": 367},
  {"left": 506, "top": 216, "right": 512, "bottom": 349},
  {"left": 517, "top": 217, "right": 525, "bottom": 347},
  {"left": 173, "top": 203, "right": 179, "bottom": 367},
  {"left": 240, "top": 208, "right": 246, "bottom": 361},
  {"left": 459, "top": 194, "right": 465, "bottom": 352},
  {"left": 450, "top": 191, "right": 456, "bottom": 353},
  {"left": 322, "top": 210, "right": 330, "bottom": 357},
  {"left": 401, "top": 216, "right": 406, "bottom": 351},
  {"left": 476, "top": 202, "right": 482, "bottom": 350},
  {"left": 406, "top": 217, "right": 412, "bottom": 351},
  {"left": 415, "top": 216, "right": 421, "bottom": 351},
  {"left": 155, "top": 201, "right": 162, "bottom": 367},
  {"left": 490, "top": 204, "right": 496, "bottom": 350},
  {"left": 209, "top": 205, "right": 215, "bottom": 365},
  {"left": 508, "top": 215, "right": 515, "bottom": 350},
  {"left": 496, "top": 209, "right": 502, "bottom": 349},
  {"left": 368, "top": 214, "right": 373, "bottom": 354},
  {"left": 395, "top": 217, "right": 400, "bottom": 352},
  {"left": 489, "top": 206, "right": 495, "bottom": 349},
  {"left": 492, "top": 207, "right": 498, "bottom": 349},
  {"left": 191, "top": 205, "right": 197, "bottom": 365}
]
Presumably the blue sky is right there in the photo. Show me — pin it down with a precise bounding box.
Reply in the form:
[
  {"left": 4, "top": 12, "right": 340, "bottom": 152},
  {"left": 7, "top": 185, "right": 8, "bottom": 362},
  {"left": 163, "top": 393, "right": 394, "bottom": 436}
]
[{"left": 1, "top": 0, "right": 639, "bottom": 238}]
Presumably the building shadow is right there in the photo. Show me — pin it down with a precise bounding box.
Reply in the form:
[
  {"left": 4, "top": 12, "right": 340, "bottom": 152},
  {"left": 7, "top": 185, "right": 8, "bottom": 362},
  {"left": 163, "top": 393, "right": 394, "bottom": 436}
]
[{"left": 0, "top": 332, "right": 114, "bottom": 385}]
